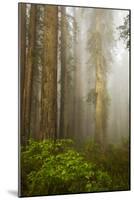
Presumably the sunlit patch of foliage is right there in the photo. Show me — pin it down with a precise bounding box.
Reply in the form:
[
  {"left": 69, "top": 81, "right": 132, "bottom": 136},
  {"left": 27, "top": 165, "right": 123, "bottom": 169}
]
[{"left": 21, "top": 139, "right": 113, "bottom": 196}]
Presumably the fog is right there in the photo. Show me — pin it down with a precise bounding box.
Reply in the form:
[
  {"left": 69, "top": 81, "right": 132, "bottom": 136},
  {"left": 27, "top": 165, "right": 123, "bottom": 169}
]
[{"left": 58, "top": 7, "right": 129, "bottom": 145}]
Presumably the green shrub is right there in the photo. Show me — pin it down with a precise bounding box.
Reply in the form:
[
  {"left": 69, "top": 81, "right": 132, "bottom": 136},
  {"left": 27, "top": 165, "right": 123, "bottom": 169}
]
[
  {"left": 84, "top": 139, "right": 130, "bottom": 191},
  {"left": 21, "top": 139, "right": 112, "bottom": 196}
]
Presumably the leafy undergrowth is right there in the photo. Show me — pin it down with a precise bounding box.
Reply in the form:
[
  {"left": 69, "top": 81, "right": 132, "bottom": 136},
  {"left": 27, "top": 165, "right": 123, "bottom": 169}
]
[
  {"left": 21, "top": 139, "right": 130, "bottom": 197},
  {"left": 84, "top": 139, "right": 130, "bottom": 191}
]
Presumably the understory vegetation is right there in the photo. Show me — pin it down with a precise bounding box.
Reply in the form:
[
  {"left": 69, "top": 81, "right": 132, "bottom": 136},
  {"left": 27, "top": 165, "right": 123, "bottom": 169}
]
[{"left": 21, "top": 139, "right": 130, "bottom": 197}]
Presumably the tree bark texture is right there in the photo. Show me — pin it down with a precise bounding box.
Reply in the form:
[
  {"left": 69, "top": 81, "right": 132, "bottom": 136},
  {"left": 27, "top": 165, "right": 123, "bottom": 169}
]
[{"left": 41, "top": 5, "right": 58, "bottom": 139}]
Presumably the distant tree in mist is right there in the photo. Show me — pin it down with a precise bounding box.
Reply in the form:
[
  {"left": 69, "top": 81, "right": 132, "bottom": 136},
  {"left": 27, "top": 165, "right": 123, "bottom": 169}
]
[{"left": 87, "top": 10, "right": 114, "bottom": 148}]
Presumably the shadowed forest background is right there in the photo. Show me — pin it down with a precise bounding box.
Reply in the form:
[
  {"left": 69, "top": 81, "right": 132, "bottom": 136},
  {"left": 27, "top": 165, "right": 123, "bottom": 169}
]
[{"left": 19, "top": 3, "right": 130, "bottom": 197}]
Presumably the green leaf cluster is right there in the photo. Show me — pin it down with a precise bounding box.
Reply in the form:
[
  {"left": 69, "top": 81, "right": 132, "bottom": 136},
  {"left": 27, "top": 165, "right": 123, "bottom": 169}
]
[{"left": 21, "top": 139, "right": 112, "bottom": 196}]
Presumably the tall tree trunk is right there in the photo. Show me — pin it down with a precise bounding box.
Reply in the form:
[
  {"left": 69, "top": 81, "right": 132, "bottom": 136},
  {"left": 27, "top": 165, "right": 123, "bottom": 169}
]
[
  {"left": 95, "top": 53, "right": 106, "bottom": 144},
  {"left": 73, "top": 8, "right": 83, "bottom": 142},
  {"left": 94, "top": 11, "right": 107, "bottom": 148},
  {"left": 59, "top": 7, "right": 68, "bottom": 138},
  {"left": 29, "top": 5, "right": 43, "bottom": 140},
  {"left": 41, "top": 5, "right": 58, "bottom": 140},
  {"left": 19, "top": 3, "right": 26, "bottom": 145},
  {"left": 23, "top": 5, "right": 37, "bottom": 144}
]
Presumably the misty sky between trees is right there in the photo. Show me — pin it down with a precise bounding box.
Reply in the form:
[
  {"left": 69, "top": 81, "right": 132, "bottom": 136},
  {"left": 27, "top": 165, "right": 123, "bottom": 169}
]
[{"left": 56, "top": 7, "right": 129, "bottom": 145}]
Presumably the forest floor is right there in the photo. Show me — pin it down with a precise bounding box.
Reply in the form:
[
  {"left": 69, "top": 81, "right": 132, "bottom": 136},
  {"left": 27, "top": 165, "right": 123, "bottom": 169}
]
[{"left": 20, "top": 138, "right": 130, "bottom": 197}]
